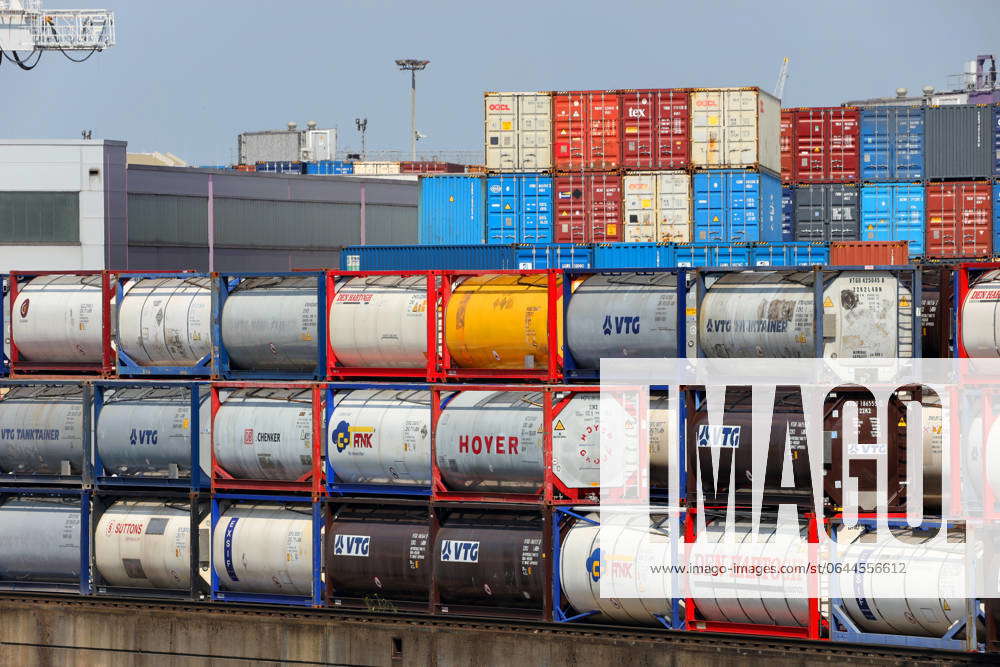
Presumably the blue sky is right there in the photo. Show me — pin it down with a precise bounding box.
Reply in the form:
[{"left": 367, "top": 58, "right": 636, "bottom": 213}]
[{"left": 4, "top": 0, "right": 998, "bottom": 165}]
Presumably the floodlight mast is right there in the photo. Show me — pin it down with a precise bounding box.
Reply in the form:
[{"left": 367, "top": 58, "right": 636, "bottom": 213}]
[{"left": 395, "top": 59, "right": 430, "bottom": 160}]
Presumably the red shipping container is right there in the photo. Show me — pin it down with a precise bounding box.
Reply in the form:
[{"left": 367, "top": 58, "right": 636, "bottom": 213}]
[
  {"left": 554, "top": 172, "right": 623, "bottom": 242},
  {"left": 399, "top": 161, "right": 465, "bottom": 173},
  {"left": 925, "top": 181, "right": 993, "bottom": 258},
  {"left": 619, "top": 89, "right": 690, "bottom": 169},
  {"left": 553, "top": 90, "right": 620, "bottom": 170},
  {"left": 791, "top": 107, "right": 860, "bottom": 182},
  {"left": 829, "top": 241, "right": 909, "bottom": 266},
  {"left": 780, "top": 109, "right": 796, "bottom": 182}
]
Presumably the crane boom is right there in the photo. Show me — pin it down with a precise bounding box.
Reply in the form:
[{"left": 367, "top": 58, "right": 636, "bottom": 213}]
[
  {"left": 0, "top": 0, "right": 114, "bottom": 52},
  {"left": 774, "top": 57, "right": 789, "bottom": 100}
]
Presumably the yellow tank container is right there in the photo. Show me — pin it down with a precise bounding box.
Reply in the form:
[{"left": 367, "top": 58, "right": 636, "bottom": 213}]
[{"left": 444, "top": 273, "right": 562, "bottom": 369}]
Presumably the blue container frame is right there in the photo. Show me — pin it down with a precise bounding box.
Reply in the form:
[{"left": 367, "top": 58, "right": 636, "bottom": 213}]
[
  {"left": 0, "top": 487, "right": 90, "bottom": 594},
  {"left": 0, "top": 274, "right": 7, "bottom": 376},
  {"left": 212, "top": 272, "right": 328, "bottom": 380},
  {"left": 551, "top": 506, "right": 685, "bottom": 629},
  {"left": 115, "top": 272, "right": 214, "bottom": 377},
  {"left": 325, "top": 382, "right": 435, "bottom": 497},
  {"left": 0, "top": 379, "right": 92, "bottom": 487},
  {"left": 829, "top": 517, "right": 985, "bottom": 651},
  {"left": 92, "top": 380, "right": 209, "bottom": 491},
  {"left": 210, "top": 493, "right": 324, "bottom": 606}
]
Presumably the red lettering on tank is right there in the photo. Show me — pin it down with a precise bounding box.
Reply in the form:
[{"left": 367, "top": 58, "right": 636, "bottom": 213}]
[
  {"left": 459, "top": 435, "right": 469, "bottom": 453},
  {"left": 458, "top": 434, "right": 520, "bottom": 455},
  {"left": 471, "top": 435, "right": 482, "bottom": 454},
  {"left": 509, "top": 436, "right": 518, "bottom": 454},
  {"left": 353, "top": 432, "right": 372, "bottom": 448},
  {"left": 495, "top": 436, "right": 505, "bottom": 454},
  {"left": 483, "top": 435, "right": 493, "bottom": 453}
]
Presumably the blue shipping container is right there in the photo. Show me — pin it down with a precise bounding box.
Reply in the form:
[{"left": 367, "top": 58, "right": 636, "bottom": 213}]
[
  {"left": 674, "top": 243, "right": 751, "bottom": 268},
  {"left": 860, "top": 107, "right": 925, "bottom": 181},
  {"left": 751, "top": 242, "right": 830, "bottom": 267},
  {"left": 592, "top": 243, "right": 675, "bottom": 269},
  {"left": 487, "top": 173, "right": 554, "bottom": 244},
  {"left": 256, "top": 161, "right": 305, "bottom": 174},
  {"left": 693, "top": 170, "right": 782, "bottom": 243},
  {"left": 995, "top": 105, "right": 1000, "bottom": 176},
  {"left": 418, "top": 175, "right": 486, "bottom": 245},
  {"left": 515, "top": 244, "right": 592, "bottom": 269},
  {"left": 306, "top": 161, "right": 354, "bottom": 175},
  {"left": 860, "top": 183, "right": 926, "bottom": 257},
  {"left": 781, "top": 186, "right": 795, "bottom": 241},
  {"left": 340, "top": 245, "right": 515, "bottom": 271},
  {"left": 995, "top": 182, "right": 1000, "bottom": 251}
]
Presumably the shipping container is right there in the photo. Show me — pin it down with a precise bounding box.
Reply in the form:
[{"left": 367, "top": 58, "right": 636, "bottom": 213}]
[
  {"left": 399, "top": 161, "right": 465, "bottom": 174},
  {"left": 255, "top": 161, "right": 305, "bottom": 175},
  {"left": 515, "top": 244, "right": 592, "bottom": 269},
  {"left": 340, "top": 245, "right": 516, "bottom": 271},
  {"left": 465, "top": 165, "right": 488, "bottom": 174},
  {"left": 486, "top": 173, "right": 553, "bottom": 244},
  {"left": 619, "top": 89, "right": 690, "bottom": 169},
  {"left": 690, "top": 87, "right": 781, "bottom": 172},
  {"left": 484, "top": 92, "right": 552, "bottom": 171},
  {"left": 925, "top": 105, "right": 993, "bottom": 179},
  {"left": 829, "top": 241, "right": 909, "bottom": 266},
  {"left": 860, "top": 183, "right": 926, "bottom": 256},
  {"left": 789, "top": 107, "right": 860, "bottom": 182},
  {"left": 793, "top": 183, "right": 860, "bottom": 243},
  {"left": 996, "top": 182, "right": 1000, "bottom": 250},
  {"left": 553, "top": 172, "right": 623, "bottom": 243},
  {"left": 995, "top": 105, "right": 1000, "bottom": 176},
  {"left": 305, "top": 161, "right": 354, "bottom": 175},
  {"left": 780, "top": 109, "right": 795, "bottom": 181},
  {"left": 352, "top": 161, "right": 401, "bottom": 176},
  {"left": 925, "top": 180, "right": 993, "bottom": 258},
  {"left": 418, "top": 175, "right": 486, "bottom": 245},
  {"left": 234, "top": 164, "right": 256, "bottom": 172},
  {"left": 781, "top": 186, "right": 795, "bottom": 241},
  {"left": 692, "top": 169, "right": 782, "bottom": 243},
  {"left": 750, "top": 242, "right": 830, "bottom": 266},
  {"left": 674, "top": 242, "right": 750, "bottom": 268},
  {"left": 860, "top": 106, "right": 925, "bottom": 181},
  {"left": 553, "top": 90, "right": 620, "bottom": 170},
  {"left": 622, "top": 171, "right": 691, "bottom": 242},
  {"left": 591, "top": 242, "right": 674, "bottom": 268},
  {"left": 238, "top": 130, "right": 302, "bottom": 165}
]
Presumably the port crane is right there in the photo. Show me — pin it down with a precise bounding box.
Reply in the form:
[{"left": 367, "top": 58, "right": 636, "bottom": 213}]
[
  {"left": 774, "top": 57, "right": 789, "bottom": 100},
  {"left": 0, "top": 0, "right": 114, "bottom": 69}
]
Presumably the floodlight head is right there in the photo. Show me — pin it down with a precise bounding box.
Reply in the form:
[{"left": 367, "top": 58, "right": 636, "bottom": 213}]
[{"left": 395, "top": 59, "right": 430, "bottom": 71}]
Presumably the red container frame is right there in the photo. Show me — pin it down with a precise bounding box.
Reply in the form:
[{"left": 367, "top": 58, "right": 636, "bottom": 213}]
[
  {"left": 438, "top": 269, "right": 562, "bottom": 382},
  {"left": 210, "top": 381, "right": 325, "bottom": 497},
  {"left": 8, "top": 270, "right": 116, "bottom": 377},
  {"left": 430, "top": 384, "right": 602, "bottom": 505},
  {"left": 326, "top": 270, "right": 441, "bottom": 381},
  {"left": 683, "top": 507, "right": 825, "bottom": 641},
  {"left": 956, "top": 261, "right": 1000, "bottom": 358}
]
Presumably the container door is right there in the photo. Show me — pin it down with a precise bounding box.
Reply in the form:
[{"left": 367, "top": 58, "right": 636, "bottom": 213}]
[
  {"left": 860, "top": 108, "right": 890, "bottom": 181},
  {"left": 926, "top": 182, "right": 991, "bottom": 258},
  {"left": 520, "top": 175, "right": 553, "bottom": 244},
  {"left": 781, "top": 187, "right": 795, "bottom": 241},
  {"left": 485, "top": 94, "right": 517, "bottom": 170},
  {"left": 793, "top": 186, "right": 826, "bottom": 242},
  {"left": 895, "top": 184, "right": 925, "bottom": 256},
  {"left": 723, "top": 89, "right": 759, "bottom": 167},
  {"left": 623, "top": 173, "right": 657, "bottom": 242},
  {"left": 728, "top": 173, "right": 760, "bottom": 242},
  {"left": 994, "top": 106, "right": 1000, "bottom": 177},
  {"left": 795, "top": 109, "right": 828, "bottom": 182},
  {"left": 553, "top": 93, "right": 586, "bottom": 170},
  {"left": 895, "top": 108, "right": 925, "bottom": 180},
  {"left": 658, "top": 90, "right": 691, "bottom": 170},
  {"left": 487, "top": 175, "right": 518, "bottom": 244},
  {"left": 828, "top": 184, "right": 860, "bottom": 242},
  {"left": 520, "top": 93, "right": 552, "bottom": 171},
  {"left": 658, "top": 172, "right": 691, "bottom": 242},
  {"left": 591, "top": 174, "right": 622, "bottom": 243},
  {"left": 589, "top": 92, "right": 620, "bottom": 169},
  {"left": 554, "top": 175, "right": 588, "bottom": 243},
  {"left": 861, "top": 184, "right": 888, "bottom": 242},
  {"left": 690, "top": 90, "right": 723, "bottom": 167},
  {"left": 620, "top": 90, "right": 654, "bottom": 168},
  {"left": 693, "top": 171, "right": 728, "bottom": 242},
  {"left": 829, "top": 110, "right": 860, "bottom": 180},
  {"left": 780, "top": 110, "right": 795, "bottom": 181}
]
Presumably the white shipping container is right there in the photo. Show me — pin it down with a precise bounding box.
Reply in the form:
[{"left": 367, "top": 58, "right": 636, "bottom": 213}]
[
  {"left": 484, "top": 92, "right": 552, "bottom": 171},
  {"left": 690, "top": 88, "right": 780, "bottom": 172},
  {"left": 622, "top": 171, "right": 691, "bottom": 242},
  {"left": 930, "top": 93, "right": 969, "bottom": 106},
  {"left": 352, "top": 161, "right": 401, "bottom": 176}
]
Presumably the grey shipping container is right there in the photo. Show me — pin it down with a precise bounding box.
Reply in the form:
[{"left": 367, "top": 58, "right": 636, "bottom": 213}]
[
  {"left": 924, "top": 105, "right": 992, "bottom": 179},
  {"left": 238, "top": 131, "right": 302, "bottom": 165},
  {"left": 793, "top": 183, "right": 859, "bottom": 243}
]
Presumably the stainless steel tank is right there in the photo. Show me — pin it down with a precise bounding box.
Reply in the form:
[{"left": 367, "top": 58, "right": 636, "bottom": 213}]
[
  {"left": 0, "top": 385, "right": 85, "bottom": 476},
  {"left": 329, "top": 275, "right": 428, "bottom": 368},
  {"left": 566, "top": 273, "right": 679, "bottom": 369},
  {"left": 435, "top": 390, "right": 672, "bottom": 494},
  {"left": 213, "top": 504, "right": 314, "bottom": 595},
  {"left": 0, "top": 497, "right": 81, "bottom": 583},
  {"left": 960, "top": 269, "right": 1000, "bottom": 357},
  {"left": 117, "top": 277, "right": 212, "bottom": 367},
  {"left": 559, "top": 511, "right": 676, "bottom": 625},
  {"left": 219, "top": 276, "right": 319, "bottom": 371},
  {"left": 11, "top": 274, "right": 106, "bottom": 363},
  {"left": 694, "top": 271, "right": 913, "bottom": 358},
  {"left": 327, "top": 389, "right": 432, "bottom": 487},
  {"left": 96, "top": 386, "right": 210, "bottom": 479},
  {"left": 94, "top": 501, "right": 194, "bottom": 589},
  {"left": 213, "top": 387, "right": 315, "bottom": 481}
]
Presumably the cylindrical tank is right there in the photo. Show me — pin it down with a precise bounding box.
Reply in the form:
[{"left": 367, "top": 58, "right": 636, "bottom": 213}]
[
  {"left": 325, "top": 511, "right": 429, "bottom": 601},
  {"left": 960, "top": 269, "right": 1000, "bottom": 357},
  {"left": 695, "top": 271, "right": 912, "bottom": 358},
  {"left": 219, "top": 276, "right": 319, "bottom": 371},
  {"left": 11, "top": 274, "right": 106, "bottom": 363},
  {"left": 566, "top": 273, "right": 679, "bottom": 369},
  {"left": 213, "top": 388, "right": 315, "bottom": 481},
  {"left": 0, "top": 385, "right": 85, "bottom": 475},
  {"left": 436, "top": 391, "right": 673, "bottom": 494},
  {"left": 212, "top": 504, "right": 314, "bottom": 595},
  {"left": 434, "top": 518, "right": 545, "bottom": 609},
  {"left": 94, "top": 501, "right": 194, "bottom": 589},
  {"left": 559, "top": 511, "right": 676, "bottom": 625},
  {"left": 0, "top": 497, "right": 81, "bottom": 583},
  {"left": 330, "top": 275, "right": 428, "bottom": 368},
  {"left": 837, "top": 527, "right": 976, "bottom": 637},
  {"left": 96, "top": 387, "right": 211, "bottom": 479},
  {"left": 444, "top": 274, "right": 561, "bottom": 369},
  {"left": 117, "top": 277, "right": 212, "bottom": 367},
  {"left": 327, "top": 389, "right": 432, "bottom": 487}
]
